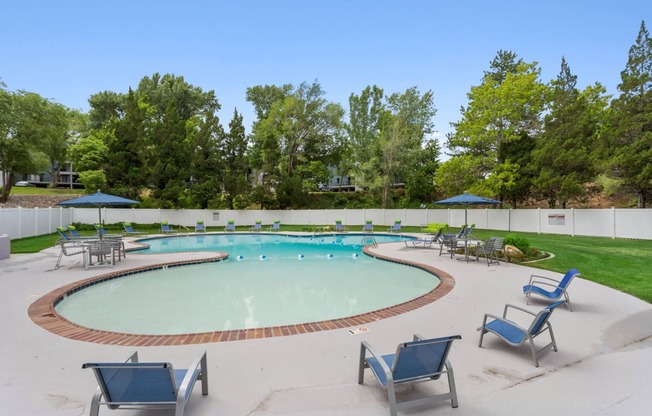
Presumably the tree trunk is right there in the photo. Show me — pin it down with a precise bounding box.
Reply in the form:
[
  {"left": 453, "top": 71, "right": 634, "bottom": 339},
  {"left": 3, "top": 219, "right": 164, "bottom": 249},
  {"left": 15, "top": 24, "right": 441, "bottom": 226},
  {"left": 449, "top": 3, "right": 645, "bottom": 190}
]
[
  {"left": 0, "top": 172, "right": 13, "bottom": 203},
  {"left": 638, "top": 192, "right": 646, "bottom": 208}
]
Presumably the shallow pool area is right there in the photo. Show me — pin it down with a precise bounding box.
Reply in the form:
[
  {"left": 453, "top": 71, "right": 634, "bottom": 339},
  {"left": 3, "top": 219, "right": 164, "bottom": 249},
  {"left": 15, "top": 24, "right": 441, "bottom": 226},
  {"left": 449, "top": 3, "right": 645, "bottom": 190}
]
[
  {"left": 55, "top": 254, "right": 439, "bottom": 334},
  {"left": 53, "top": 233, "right": 440, "bottom": 335}
]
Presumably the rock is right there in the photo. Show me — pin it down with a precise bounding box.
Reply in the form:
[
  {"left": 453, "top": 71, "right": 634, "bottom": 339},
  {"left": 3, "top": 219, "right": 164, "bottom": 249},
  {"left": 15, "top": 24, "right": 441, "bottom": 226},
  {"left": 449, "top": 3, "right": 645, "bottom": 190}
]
[{"left": 505, "top": 244, "right": 523, "bottom": 257}]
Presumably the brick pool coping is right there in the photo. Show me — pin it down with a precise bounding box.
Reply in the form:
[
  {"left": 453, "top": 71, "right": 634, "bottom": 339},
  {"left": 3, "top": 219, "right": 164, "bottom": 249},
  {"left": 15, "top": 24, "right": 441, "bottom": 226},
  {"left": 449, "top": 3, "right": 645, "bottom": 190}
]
[{"left": 28, "top": 246, "right": 455, "bottom": 346}]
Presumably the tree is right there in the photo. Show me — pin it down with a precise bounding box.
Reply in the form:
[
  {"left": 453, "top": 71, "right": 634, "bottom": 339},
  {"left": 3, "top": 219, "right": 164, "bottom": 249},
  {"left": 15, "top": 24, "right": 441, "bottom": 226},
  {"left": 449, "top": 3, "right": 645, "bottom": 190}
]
[
  {"left": 41, "top": 103, "right": 76, "bottom": 188},
  {"left": 0, "top": 89, "right": 50, "bottom": 202},
  {"left": 532, "top": 58, "right": 608, "bottom": 208},
  {"left": 248, "top": 81, "right": 345, "bottom": 204},
  {"left": 220, "top": 109, "right": 249, "bottom": 208},
  {"left": 446, "top": 52, "right": 546, "bottom": 202},
  {"left": 605, "top": 21, "right": 652, "bottom": 208},
  {"left": 348, "top": 86, "right": 437, "bottom": 207}
]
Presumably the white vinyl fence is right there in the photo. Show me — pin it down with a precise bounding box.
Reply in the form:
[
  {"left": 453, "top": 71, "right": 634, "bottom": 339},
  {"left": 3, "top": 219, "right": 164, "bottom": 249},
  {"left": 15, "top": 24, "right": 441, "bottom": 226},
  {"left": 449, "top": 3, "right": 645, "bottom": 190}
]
[{"left": 1, "top": 207, "right": 652, "bottom": 240}]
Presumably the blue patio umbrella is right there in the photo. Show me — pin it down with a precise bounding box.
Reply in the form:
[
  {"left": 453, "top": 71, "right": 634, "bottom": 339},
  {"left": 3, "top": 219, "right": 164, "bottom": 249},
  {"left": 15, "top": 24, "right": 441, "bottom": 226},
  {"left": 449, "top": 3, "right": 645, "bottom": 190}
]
[
  {"left": 57, "top": 191, "right": 139, "bottom": 226},
  {"left": 435, "top": 192, "right": 502, "bottom": 225}
]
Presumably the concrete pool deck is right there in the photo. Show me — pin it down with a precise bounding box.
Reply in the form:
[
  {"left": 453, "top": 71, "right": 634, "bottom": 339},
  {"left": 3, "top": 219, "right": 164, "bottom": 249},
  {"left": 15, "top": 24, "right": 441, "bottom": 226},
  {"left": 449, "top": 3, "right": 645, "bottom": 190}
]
[{"left": 1, "top": 234, "right": 651, "bottom": 415}]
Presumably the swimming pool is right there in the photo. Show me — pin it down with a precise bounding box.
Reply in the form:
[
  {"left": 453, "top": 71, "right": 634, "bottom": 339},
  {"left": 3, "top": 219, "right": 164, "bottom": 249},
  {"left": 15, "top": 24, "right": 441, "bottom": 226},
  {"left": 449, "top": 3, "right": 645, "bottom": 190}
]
[{"left": 54, "top": 234, "right": 441, "bottom": 336}]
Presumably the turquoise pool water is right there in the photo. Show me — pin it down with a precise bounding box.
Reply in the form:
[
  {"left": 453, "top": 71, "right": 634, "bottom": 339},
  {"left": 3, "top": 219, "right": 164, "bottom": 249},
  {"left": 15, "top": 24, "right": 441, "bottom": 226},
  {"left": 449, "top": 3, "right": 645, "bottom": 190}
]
[{"left": 55, "top": 234, "right": 440, "bottom": 335}]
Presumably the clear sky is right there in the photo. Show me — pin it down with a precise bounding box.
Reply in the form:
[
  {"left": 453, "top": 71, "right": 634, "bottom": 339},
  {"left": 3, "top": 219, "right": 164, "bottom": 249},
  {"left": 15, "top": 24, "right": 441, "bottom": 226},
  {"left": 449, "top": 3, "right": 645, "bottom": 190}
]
[{"left": 1, "top": 0, "right": 649, "bottom": 147}]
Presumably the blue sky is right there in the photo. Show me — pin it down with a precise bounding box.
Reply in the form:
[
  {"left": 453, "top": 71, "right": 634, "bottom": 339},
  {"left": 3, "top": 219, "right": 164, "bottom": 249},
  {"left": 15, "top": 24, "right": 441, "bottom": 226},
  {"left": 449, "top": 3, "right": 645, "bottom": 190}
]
[{"left": 1, "top": 1, "right": 649, "bottom": 146}]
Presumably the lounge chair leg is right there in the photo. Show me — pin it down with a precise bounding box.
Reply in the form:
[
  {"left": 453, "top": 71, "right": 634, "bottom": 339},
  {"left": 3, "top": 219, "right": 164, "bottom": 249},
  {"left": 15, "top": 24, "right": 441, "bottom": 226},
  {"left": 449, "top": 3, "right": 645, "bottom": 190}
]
[
  {"left": 528, "top": 337, "right": 540, "bottom": 367},
  {"left": 445, "top": 361, "right": 459, "bottom": 408},
  {"left": 387, "top": 381, "right": 398, "bottom": 416},
  {"left": 358, "top": 344, "right": 367, "bottom": 384}
]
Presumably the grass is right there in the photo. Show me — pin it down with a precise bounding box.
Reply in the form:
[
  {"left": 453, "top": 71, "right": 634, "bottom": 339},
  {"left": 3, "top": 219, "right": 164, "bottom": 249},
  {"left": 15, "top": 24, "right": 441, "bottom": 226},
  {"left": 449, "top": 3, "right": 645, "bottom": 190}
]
[{"left": 9, "top": 224, "right": 652, "bottom": 304}]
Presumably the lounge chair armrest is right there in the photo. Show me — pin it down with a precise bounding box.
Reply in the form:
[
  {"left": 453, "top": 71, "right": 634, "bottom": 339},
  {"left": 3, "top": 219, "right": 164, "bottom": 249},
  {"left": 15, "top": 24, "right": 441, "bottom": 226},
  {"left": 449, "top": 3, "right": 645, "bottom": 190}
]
[
  {"left": 413, "top": 333, "right": 425, "bottom": 341},
  {"left": 528, "top": 280, "right": 559, "bottom": 289},
  {"left": 477, "top": 312, "right": 503, "bottom": 331},
  {"left": 528, "top": 274, "right": 560, "bottom": 285},
  {"left": 124, "top": 351, "right": 139, "bottom": 363},
  {"left": 503, "top": 303, "right": 537, "bottom": 318},
  {"left": 479, "top": 313, "right": 528, "bottom": 334},
  {"left": 177, "top": 351, "right": 208, "bottom": 404},
  {"left": 359, "top": 341, "right": 393, "bottom": 385}
]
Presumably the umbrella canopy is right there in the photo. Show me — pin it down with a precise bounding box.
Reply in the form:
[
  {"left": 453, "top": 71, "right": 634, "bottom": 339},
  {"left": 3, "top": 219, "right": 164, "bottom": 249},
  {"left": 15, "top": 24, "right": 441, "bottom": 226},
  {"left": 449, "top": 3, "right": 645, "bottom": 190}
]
[
  {"left": 435, "top": 192, "right": 502, "bottom": 225},
  {"left": 57, "top": 191, "right": 139, "bottom": 225}
]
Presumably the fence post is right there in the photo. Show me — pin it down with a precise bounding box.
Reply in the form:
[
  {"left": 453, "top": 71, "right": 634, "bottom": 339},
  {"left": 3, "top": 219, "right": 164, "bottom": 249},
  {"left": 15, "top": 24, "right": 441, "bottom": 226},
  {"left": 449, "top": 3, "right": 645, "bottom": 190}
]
[
  {"left": 538, "top": 208, "right": 541, "bottom": 234},
  {"left": 612, "top": 207, "right": 616, "bottom": 239},
  {"left": 571, "top": 208, "right": 575, "bottom": 237}
]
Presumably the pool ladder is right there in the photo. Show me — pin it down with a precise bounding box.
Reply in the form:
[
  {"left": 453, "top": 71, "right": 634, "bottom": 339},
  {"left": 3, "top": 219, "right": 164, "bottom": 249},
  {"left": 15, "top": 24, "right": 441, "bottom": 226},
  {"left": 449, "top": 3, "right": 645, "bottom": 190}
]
[{"left": 361, "top": 236, "right": 378, "bottom": 249}]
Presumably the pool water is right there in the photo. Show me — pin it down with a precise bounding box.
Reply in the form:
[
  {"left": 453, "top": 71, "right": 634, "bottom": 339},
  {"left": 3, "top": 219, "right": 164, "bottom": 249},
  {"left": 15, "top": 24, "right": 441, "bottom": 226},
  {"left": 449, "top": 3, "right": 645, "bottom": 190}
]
[{"left": 55, "top": 234, "right": 440, "bottom": 335}]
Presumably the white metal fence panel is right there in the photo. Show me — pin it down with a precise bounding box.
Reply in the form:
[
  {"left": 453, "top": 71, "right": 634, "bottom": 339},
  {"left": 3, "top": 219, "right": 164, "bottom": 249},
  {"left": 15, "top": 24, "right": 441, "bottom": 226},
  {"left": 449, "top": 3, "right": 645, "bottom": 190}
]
[
  {"left": 614, "top": 208, "right": 652, "bottom": 239},
  {"left": 573, "top": 209, "right": 613, "bottom": 237},
  {"left": 0, "top": 207, "right": 73, "bottom": 239},
  {"left": 510, "top": 209, "right": 542, "bottom": 234},
  {"left": 4, "top": 207, "right": 652, "bottom": 240}
]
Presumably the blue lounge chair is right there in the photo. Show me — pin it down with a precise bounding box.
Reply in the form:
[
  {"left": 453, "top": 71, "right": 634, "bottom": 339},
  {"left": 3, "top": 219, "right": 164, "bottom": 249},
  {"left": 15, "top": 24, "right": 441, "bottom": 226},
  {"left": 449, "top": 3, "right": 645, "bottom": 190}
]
[
  {"left": 363, "top": 220, "right": 373, "bottom": 233},
  {"left": 250, "top": 220, "right": 262, "bottom": 232},
  {"left": 93, "top": 224, "right": 106, "bottom": 236},
  {"left": 335, "top": 220, "right": 348, "bottom": 232},
  {"left": 388, "top": 220, "right": 401, "bottom": 232},
  {"left": 359, "top": 334, "right": 461, "bottom": 416},
  {"left": 523, "top": 268, "right": 579, "bottom": 311},
  {"left": 57, "top": 226, "right": 72, "bottom": 241},
  {"left": 267, "top": 220, "right": 280, "bottom": 232},
  {"left": 405, "top": 229, "right": 443, "bottom": 248},
  {"left": 83, "top": 350, "right": 208, "bottom": 416},
  {"left": 195, "top": 220, "right": 206, "bottom": 233},
  {"left": 123, "top": 222, "right": 145, "bottom": 236},
  {"left": 478, "top": 300, "right": 565, "bottom": 367},
  {"left": 224, "top": 220, "right": 235, "bottom": 232},
  {"left": 160, "top": 221, "right": 174, "bottom": 234},
  {"left": 68, "top": 225, "right": 85, "bottom": 238}
]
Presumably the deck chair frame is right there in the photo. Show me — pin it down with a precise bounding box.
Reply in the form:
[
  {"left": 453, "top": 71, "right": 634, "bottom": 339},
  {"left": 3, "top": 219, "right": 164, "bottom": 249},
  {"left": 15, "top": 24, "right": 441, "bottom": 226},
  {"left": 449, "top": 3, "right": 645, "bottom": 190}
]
[
  {"left": 523, "top": 268, "right": 579, "bottom": 311},
  {"left": 359, "top": 334, "right": 461, "bottom": 416},
  {"left": 478, "top": 300, "right": 565, "bottom": 367},
  {"left": 83, "top": 350, "right": 208, "bottom": 416}
]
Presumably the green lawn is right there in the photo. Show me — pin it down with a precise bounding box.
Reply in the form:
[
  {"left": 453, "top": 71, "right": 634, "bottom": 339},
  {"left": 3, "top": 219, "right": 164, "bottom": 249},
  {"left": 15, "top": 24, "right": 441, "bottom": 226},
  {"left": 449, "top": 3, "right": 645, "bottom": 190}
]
[{"left": 10, "top": 225, "right": 652, "bottom": 304}]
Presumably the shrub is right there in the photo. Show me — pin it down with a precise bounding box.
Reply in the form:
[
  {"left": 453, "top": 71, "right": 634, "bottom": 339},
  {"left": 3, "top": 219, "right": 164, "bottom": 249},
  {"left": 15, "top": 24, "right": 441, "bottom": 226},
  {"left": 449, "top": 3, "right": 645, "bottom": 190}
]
[{"left": 504, "top": 233, "right": 530, "bottom": 254}]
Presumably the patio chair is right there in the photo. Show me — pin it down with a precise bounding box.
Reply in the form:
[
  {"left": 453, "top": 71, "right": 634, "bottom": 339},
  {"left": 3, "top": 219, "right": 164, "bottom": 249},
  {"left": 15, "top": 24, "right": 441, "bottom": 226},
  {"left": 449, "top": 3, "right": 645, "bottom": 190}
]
[
  {"left": 439, "top": 234, "right": 457, "bottom": 258},
  {"left": 123, "top": 222, "right": 145, "bottom": 236},
  {"left": 267, "top": 220, "right": 280, "bottom": 232},
  {"left": 84, "top": 239, "right": 117, "bottom": 269},
  {"left": 358, "top": 334, "right": 462, "bottom": 416},
  {"left": 224, "top": 220, "right": 235, "bottom": 232},
  {"left": 492, "top": 237, "right": 508, "bottom": 263},
  {"left": 478, "top": 300, "right": 565, "bottom": 367},
  {"left": 405, "top": 229, "right": 442, "bottom": 248},
  {"left": 523, "top": 268, "right": 580, "bottom": 311},
  {"left": 160, "top": 221, "right": 175, "bottom": 234},
  {"left": 83, "top": 350, "right": 208, "bottom": 416},
  {"left": 55, "top": 239, "right": 87, "bottom": 269},
  {"left": 335, "top": 220, "right": 348, "bottom": 232},
  {"left": 388, "top": 220, "right": 401, "bottom": 232},
  {"left": 363, "top": 220, "right": 373, "bottom": 233},
  {"left": 195, "top": 220, "right": 206, "bottom": 233},
  {"left": 250, "top": 220, "right": 262, "bottom": 232},
  {"left": 475, "top": 237, "right": 500, "bottom": 266}
]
